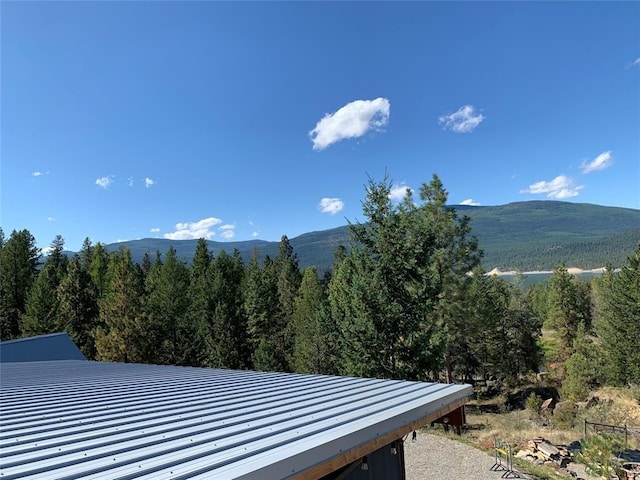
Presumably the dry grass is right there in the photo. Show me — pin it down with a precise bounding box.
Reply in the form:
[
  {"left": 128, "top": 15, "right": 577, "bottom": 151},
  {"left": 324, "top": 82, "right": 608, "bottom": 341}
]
[{"left": 461, "top": 385, "right": 640, "bottom": 463}]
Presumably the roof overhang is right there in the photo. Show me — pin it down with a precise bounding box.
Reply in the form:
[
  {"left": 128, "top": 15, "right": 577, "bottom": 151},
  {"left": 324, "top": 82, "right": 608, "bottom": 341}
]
[{"left": 0, "top": 360, "right": 472, "bottom": 479}]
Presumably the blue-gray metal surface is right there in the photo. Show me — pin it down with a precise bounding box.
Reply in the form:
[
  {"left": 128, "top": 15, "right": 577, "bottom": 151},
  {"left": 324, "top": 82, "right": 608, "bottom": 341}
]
[
  {"left": 0, "top": 333, "right": 87, "bottom": 363},
  {"left": 0, "top": 360, "right": 471, "bottom": 479}
]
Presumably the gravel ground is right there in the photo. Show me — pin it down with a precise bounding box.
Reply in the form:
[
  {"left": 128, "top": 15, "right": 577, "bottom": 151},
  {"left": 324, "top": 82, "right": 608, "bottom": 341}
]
[{"left": 404, "top": 431, "right": 530, "bottom": 480}]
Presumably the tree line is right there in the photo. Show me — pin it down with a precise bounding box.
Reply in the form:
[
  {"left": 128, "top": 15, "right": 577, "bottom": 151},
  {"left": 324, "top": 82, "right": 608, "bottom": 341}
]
[{"left": 1, "top": 174, "right": 638, "bottom": 394}]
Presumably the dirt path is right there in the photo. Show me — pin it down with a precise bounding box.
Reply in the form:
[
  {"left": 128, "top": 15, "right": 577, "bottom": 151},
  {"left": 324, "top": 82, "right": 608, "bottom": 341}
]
[
  {"left": 404, "top": 431, "right": 599, "bottom": 479},
  {"left": 404, "top": 431, "right": 528, "bottom": 479}
]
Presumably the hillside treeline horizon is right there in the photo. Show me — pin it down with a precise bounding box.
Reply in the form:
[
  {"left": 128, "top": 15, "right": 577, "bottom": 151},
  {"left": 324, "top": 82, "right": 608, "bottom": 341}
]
[{"left": 1, "top": 174, "right": 639, "bottom": 397}]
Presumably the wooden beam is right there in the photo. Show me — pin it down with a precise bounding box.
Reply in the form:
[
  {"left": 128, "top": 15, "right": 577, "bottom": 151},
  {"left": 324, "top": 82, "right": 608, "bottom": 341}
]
[{"left": 291, "top": 396, "right": 470, "bottom": 480}]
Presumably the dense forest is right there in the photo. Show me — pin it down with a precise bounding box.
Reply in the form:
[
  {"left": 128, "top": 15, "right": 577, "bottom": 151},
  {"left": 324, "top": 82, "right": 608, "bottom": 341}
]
[{"left": 1, "top": 174, "right": 639, "bottom": 398}]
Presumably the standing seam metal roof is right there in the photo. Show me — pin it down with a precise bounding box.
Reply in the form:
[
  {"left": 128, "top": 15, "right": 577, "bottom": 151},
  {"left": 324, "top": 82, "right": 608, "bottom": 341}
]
[{"left": 0, "top": 360, "right": 471, "bottom": 479}]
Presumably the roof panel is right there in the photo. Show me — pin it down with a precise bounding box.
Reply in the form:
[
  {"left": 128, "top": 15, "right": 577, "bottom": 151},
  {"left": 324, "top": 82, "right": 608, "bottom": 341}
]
[{"left": 0, "top": 360, "right": 471, "bottom": 479}]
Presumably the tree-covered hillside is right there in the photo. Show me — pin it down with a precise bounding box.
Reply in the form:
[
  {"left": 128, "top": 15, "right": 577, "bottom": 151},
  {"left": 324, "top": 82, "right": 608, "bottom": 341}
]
[{"left": 103, "top": 201, "right": 640, "bottom": 273}]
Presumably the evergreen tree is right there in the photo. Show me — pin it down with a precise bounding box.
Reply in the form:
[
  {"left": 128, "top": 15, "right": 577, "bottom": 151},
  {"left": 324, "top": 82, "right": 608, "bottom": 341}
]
[
  {"left": 145, "top": 247, "right": 193, "bottom": 365},
  {"left": 47, "top": 234, "right": 69, "bottom": 283},
  {"left": 207, "top": 249, "right": 249, "bottom": 369},
  {"left": 20, "top": 262, "right": 61, "bottom": 336},
  {"left": 89, "top": 243, "right": 110, "bottom": 301},
  {"left": 275, "top": 236, "right": 301, "bottom": 371},
  {"left": 244, "top": 250, "right": 280, "bottom": 371},
  {"left": 563, "top": 323, "right": 603, "bottom": 400},
  {"left": 94, "top": 248, "right": 147, "bottom": 362},
  {"left": 289, "top": 267, "right": 328, "bottom": 374},
  {"left": 0, "top": 229, "right": 41, "bottom": 339},
  {"left": 189, "top": 238, "right": 213, "bottom": 367},
  {"left": 595, "top": 246, "right": 640, "bottom": 386},
  {"left": 330, "top": 174, "right": 481, "bottom": 381},
  {"left": 19, "top": 235, "right": 71, "bottom": 337},
  {"left": 57, "top": 255, "right": 99, "bottom": 358},
  {"left": 546, "top": 265, "right": 591, "bottom": 361}
]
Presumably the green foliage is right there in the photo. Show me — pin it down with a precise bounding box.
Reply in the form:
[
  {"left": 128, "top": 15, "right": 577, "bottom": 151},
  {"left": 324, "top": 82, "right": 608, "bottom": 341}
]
[
  {"left": 20, "top": 263, "right": 61, "bottom": 337},
  {"left": 562, "top": 324, "right": 604, "bottom": 401},
  {"left": 546, "top": 265, "right": 591, "bottom": 361},
  {"left": 57, "top": 255, "right": 99, "bottom": 358},
  {"left": 525, "top": 392, "right": 543, "bottom": 419},
  {"left": 330, "top": 174, "right": 481, "bottom": 380},
  {"left": 551, "top": 402, "right": 578, "bottom": 429},
  {"left": 98, "top": 202, "right": 640, "bottom": 274},
  {"left": 0, "top": 229, "right": 41, "bottom": 339},
  {"left": 575, "top": 434, "right": 625, "bottom": 479},
  {"left": 94, "top": 248, "right": 147, "bottom": 363},
  {"left": 594, "top": 246, "right": 640, "bottom": 386}
]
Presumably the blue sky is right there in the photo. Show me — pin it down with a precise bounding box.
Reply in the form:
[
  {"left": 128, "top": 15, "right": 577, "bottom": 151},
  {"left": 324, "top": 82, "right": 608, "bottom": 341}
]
[{"left": 2, "top": 1, "right": 639, "bottom": 252}]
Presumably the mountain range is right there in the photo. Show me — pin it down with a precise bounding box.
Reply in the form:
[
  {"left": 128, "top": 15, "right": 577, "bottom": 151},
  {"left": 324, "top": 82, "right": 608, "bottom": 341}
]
[{"left": 99, "top": 201, "right": 640, "bottom": 274}]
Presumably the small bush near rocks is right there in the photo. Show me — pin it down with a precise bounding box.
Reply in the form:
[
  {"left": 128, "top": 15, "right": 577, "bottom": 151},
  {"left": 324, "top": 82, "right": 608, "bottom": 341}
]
[{"left": 552, "top": 401, "right": 577, "bottom": 429}]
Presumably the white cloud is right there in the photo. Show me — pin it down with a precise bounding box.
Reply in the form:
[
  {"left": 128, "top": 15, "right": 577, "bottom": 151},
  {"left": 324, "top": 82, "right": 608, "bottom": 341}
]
[
  {"left": 127, "top": 177, "right": 134, "bottom": 187},
  {"left": 32, "top": 171, "right": 43, "bottom": 177},
  {"left": 439, "top": 105, "right": 485, "bottom": 133},
  {"left": 145, "top": 177, "right": 155, "bottom": 188},
  {"left": 460, "top": 198, "right": 480, "bottom": 206},
  {"left": 218, "top": 224, "right": 235, "bottom": 239},
  {"left": 164, "top": 217, "right": 223, "bottom": 240},
  {"left": 627, "top": 57, "right": 640, "bottom": 68},
  {"left": 318, "top": 197, "right": 345, "bottom": 215},
  {"left": 47, "top": 216, "right": 56, "bottom": 221},
  {"left": 389, "top": 183, "right": 413, "bottom": 202},
  {"left": 581, "top": 151, "right": 613, "bottom": 174},
  {"left": 95, "top": 176, "right": 114, "bottom": 189},
  {"left": 309, "top": 97, "right": 390, "bottom": 150},
  {"left": 520, "top": 175, "right": 584, "bottom": 199},
  {"left": 150, "top": 227, "right": 160, "bottom": 233},
  {"left": 252, "top": 231, "right": 259, "bottom": 238}
]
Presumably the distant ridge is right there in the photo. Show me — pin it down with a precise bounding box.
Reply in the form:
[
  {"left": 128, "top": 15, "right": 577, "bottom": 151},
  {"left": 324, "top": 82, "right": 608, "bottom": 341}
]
[{"left": 97, "top": 201, "right": 640, "bottom": 273}]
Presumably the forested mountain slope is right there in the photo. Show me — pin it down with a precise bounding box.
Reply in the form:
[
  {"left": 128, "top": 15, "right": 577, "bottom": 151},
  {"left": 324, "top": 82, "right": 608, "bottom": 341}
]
[{"left": 105, "top": 201, "right": 640, "bottom": 272}]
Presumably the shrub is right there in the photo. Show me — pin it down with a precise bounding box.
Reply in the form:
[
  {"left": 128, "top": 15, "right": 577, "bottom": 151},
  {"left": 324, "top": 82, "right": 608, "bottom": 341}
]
[
  {"left": 552, "top": 402, "right": 577, "bottom": 429},
  {"left": 574, "top": 433, "right": 624, "bottom": 478},
  {"left": 525, "top": 393, "right": 543, "bottom": 419}
]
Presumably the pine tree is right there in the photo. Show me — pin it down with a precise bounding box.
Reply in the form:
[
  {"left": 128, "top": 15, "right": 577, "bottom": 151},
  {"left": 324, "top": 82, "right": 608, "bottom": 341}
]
[
  {"left": 289, "top": 267, "right": 327, "bottom": 374},
  {"left": 330, "top": 174, "right": 481, "bottom": 381},
  {"left": 546, "top": 265, "right": 591, "bottom": 361},
  {"left": 189, "top": 239, "right": 213, "bottom": 367},
  {"left": 94, "top": 248, "right": 147, "bottom": 362},
  {"left": 0, "top": 229, "right": 41, "bottom": 339},
  {"left": 145, "top": 247, "right": 193, "bottom": 365},
  {"left": 20, "top": 263, "right": 61, "bottom": 336},
  {"left": 57, "top": 255, "right": 99, "bottom": 358},
  {"left": 207, "top": 249, "right": 249, "bottom": 369},
  {"left": 245, "top": 250, "right": 280, "bottom": 371},
  {"left": 595, "top": 246, "right": 640, "bottom": 386}
]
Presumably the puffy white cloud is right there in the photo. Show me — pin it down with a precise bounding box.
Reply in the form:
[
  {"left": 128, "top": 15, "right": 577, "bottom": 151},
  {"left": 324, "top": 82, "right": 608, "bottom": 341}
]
[
  {"left": 47, "top": 216, "right": 56, "bottom": 221},
  {"left": 581, "top": 151, "right": 613, "bottom": 174},
  {"left": 439, "top": 105, "right": 485, "bottom": 133},
  {"left": 32, "top": 171, "right": 43, "bottom": 177},
  {"left": 389, "top": 183, "right": 413, "bottom": 202},
  {"left": 309, "top": 98, "right": 390, "bottom": 150},
  {"left": 520, "top": 175, "right": 584, "bottom": 199},
  {"left": 218, "top": 224, "right": 235, "bottom": 239},
  {"left": 95, "top": 176, "right": 114, "bottom": 189},
  {"left": 318, "top": 197, "right": 345, "bottom": 215},
  {"left": 252, "top": 231, "right": 259, "bottom": 238},
  {"left": 460, "top": 198, "right": 480, "bottom": 206},
  {"left": 127, "top": 177, "right": 134, "bottom": 187},
  {"left": 164, "top": 217, "right": 222, "bottom": 240},
  {"left": 149, "top": 227, "right": 160, "bottom": 233},
  {"left": 145, "top": 177, "right": 155, "bottom": 188}
]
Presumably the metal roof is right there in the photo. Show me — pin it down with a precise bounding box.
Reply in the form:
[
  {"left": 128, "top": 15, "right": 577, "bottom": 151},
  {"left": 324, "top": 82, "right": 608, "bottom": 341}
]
[
  {"left": 0, "top": 360, "right": 471, "bottom": 480},
  {"left": 0, "top": 333, "right": 86, "bottom": 363}
]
